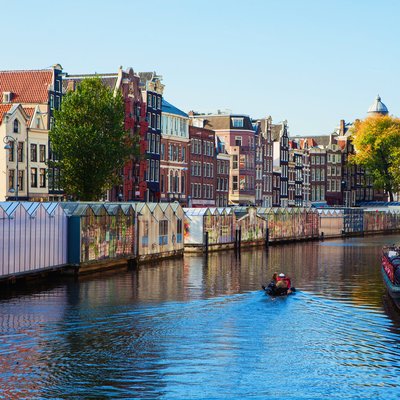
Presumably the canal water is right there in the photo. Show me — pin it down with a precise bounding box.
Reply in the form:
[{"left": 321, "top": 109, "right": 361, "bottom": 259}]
[{"left": 1, "top": 235, "right": 400, "bottom": 399}]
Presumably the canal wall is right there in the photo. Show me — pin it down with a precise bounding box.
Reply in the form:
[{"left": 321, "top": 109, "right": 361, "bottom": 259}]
[{"left": 1, "top": 202, "right": 400, "bottom": 283}]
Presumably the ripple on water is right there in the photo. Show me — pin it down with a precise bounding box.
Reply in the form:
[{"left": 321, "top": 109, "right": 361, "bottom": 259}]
[{"left": 1, "top": 237, "right": 400, "bottom": 399}]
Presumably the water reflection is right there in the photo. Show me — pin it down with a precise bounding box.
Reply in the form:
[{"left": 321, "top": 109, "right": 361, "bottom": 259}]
[{"left": 0, "top": 234, "right": 400, "bottom": 398}]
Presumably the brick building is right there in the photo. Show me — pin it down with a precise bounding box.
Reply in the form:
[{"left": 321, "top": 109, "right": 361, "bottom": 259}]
[
  {"left": 188, "top": 124, "right": 216, "bottom": 207},
  {"left": 139, "top": 72, "right": 164, "bottom": 202},
  {"left": 191, "top": 112, "right": 255, "bottom": 206},
  {"left": 160, "top": 99, "right": 189, "bottom": 205}
]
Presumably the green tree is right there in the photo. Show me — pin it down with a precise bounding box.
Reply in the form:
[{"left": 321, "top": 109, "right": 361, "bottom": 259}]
[
  {"left": 50, "top": 77, "right": 136, "bottom": 200},
  {"left": 351, "top": 115, "right": 400, "bottom": 202}
]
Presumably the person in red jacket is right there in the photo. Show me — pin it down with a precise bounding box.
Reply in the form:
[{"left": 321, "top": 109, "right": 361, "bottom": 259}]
[{"left": 276, "top": 273, "right": 292, "bottom": 294}]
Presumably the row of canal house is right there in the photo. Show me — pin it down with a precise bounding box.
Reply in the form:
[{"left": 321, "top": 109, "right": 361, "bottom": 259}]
[{"left": 0, "top": 63, "right": 391, "bottom": 207}]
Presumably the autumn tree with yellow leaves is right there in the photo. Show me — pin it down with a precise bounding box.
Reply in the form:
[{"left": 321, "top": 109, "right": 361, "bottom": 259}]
[{"left": 351, "top": 115, "right": 400, "bottom": 202}]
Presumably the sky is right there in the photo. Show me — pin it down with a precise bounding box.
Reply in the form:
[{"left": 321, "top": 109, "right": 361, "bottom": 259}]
[{"left": 2, "top": 0, "right": 400, "bottom": 135}]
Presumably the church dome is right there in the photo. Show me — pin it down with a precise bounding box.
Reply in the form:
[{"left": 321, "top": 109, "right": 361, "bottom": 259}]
[{"left": 367, "top": 95, "right": 388, "bottom": 115}]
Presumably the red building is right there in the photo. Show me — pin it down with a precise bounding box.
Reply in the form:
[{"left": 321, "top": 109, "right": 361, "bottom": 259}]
[
  {"left": 63, "top": 67, "right": 147, "bottom": 201},
  {"left": 216, "top": 137, "right": 230, "bottom": 207},
  {"left": 109, "top": 68, "right": 147, "bottom": 201},
  {"left": 188, "top": 125, "right": 216, "bottom": 207}
]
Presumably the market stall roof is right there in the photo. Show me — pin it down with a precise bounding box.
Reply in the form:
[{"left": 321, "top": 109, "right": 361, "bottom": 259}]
[{"left": 183, "top": 207, "right": 212, "bottom": 216}]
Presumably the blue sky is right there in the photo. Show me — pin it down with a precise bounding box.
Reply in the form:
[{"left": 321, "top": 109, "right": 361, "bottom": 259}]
[{"left": 2, "top": 0, "right": 399, "bottom": 135}]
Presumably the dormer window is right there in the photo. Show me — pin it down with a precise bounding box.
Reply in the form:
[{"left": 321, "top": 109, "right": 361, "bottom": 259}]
[
  {"left": 232, "top": 117, "right": 244, "bottom": 128},
  {"left": 2, "top": 92, "right": 12, "bottom": 103},
  {"left": 13, "top": 119, "right": 19, "bottom": 133}
]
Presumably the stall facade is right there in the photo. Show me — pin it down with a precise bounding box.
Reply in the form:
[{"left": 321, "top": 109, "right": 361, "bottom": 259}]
[
  {"left": 134, "top": 202, "right": 184, "bottom": 261},
  {"left": 0, "top": 202, "right": 68, "bottom": 280},
  {"left": 61, "top": 202, "right": 136, "bottom": 267}
]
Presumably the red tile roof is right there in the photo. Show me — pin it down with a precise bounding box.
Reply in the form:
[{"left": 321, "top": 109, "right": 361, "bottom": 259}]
[
  {"left": 0, "top": 70, "right": 53, "bottom": 104},
  {"left": 0, "top": 104, "right": 12, "bottom": 124},
  {"left": 23, "top": 107, "right": 35, "bottom": 126},
  {"left": 299, "top": 138, "right": 317, "bottom": 149}
]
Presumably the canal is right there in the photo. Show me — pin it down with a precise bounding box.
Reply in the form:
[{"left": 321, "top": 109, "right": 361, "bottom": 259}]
[{"left": 1, "top": 234, "right": 400, "bottom": 399}]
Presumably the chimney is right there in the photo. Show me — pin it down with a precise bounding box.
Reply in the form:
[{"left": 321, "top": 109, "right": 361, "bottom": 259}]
[{"left": 340, "top": 119, "right": 345, "bottom": 135}]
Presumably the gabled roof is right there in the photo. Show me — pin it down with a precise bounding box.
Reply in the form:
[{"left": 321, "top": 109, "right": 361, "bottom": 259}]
[
  {"left": 162, "top": 99, "right": 188, "bottom": 118},
  {"left": 199, "top": 114, "right": 254, "bottom": 131},
  {"left": 0, "top": 69, "right": 53, "bottom": 103},
  {"left": 23, "top": 107, "right": 35, "bottom": 126},
  {"left": 0, "top": 104, "right": 12, "bottom": 124},
  {"left": 62, "top": 73, "right": 118, "bottom": 92},
  {"left": 271, "top": 124, "right": 283, "bottom": 141}
]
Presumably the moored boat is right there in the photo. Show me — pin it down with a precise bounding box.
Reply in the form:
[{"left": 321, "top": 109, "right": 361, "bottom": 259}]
[{"left": 381, "top": 246, "right": 400, "bottom": 308}]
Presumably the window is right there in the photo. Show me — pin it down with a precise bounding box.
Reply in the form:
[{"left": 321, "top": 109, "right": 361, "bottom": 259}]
[
  {"left": 8, "top": 141, "right": 14, "bottom": 162},
  {"left": 147, "top": 95, "right": 151, "bottom": 107},
  {"left": 18, "top": 170, "right": 24, "bottom": 192},
  {"left": 181, "top": 174, "right": 185, "bottom": 193},
  {"left": 161, "top": 143, "right": 165, "bottom": 160},
  {"left": 8, "top": 170, "right": 15, "bottom": 191},
  {"left": 159, "top": 220, "right": 168, "bottom": 245},
  {"left": 174, "top": 172, "right": 179, "bottom": 193},
  {"left": 40, "top": 145, "right": 46, "bottom": 162},
  {"left": 232, "top": 117, "right": 244, "bottom": 128},
  {"left": 233, "top": 176, "right": 238, "bottom": 191},
  {"left": 233, "top": 155, "right": 238, "bottom": 169},
  {"left": 155, "top": 160, "right": 159, "bottom": 182},
  {"left": 156, "top": 135, "right": 160, "bottom": 154},
  {"left": 157, "top": 96, "right": 161, "bottom": 109},
  {"left": 13, "top": 119, "right": 19, "bottom": 133},
  {"left": 182, "top": 147, "right": 186, "bottom": 162},
  {"left": 235, "top": 136, "right": 242, "bottom": 146},
  {"left": 31, "top": 168, "right": 38, "bottom": 188},
  {"left": 157, "top": 114, "right": 161, "bottom": 129},
  {"left": 31, "top": 144, "right": 37, "bottom": 162},
  {"left": 169, "top": 171, "right": 173, "bottom": 192},
  {"left": 39, "top": 168, "right": 46, "bottom": 188},
  {"left": 17, "top": 142, "right": 23, "bottom": 162},
  {"left": 150, "top": 159, "right": 155, "bottom": 181}
]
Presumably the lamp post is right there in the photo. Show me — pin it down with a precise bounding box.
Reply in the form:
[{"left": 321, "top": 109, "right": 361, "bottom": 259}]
[{"left": 3, "top": 135, "right": 18, "bottom": 200}]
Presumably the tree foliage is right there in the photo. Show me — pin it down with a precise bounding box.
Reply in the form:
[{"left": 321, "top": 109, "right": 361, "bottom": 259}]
[
  {"left": 50, "top": 77, "right": 136, "bottom": 200},
  {"left": 351, "top": 115, "right": 400, "bottom": 201}
]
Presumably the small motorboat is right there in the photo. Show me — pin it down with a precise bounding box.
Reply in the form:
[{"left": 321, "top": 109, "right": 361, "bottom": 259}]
[
  {"left": 262, "top": 272, "right": 295, "bottom": 296},
  {"left": 381, "top": 245, "right": 400, "bottom": 309},
  {"left": 262, "top": 284, "right": 295, "bottom": 296}
]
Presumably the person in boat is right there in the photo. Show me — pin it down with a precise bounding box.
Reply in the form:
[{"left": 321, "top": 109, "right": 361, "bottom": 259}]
[
  {"left": 262, "top": 272, "right": 278, "bottom": 293},
  {"left": 270, "top": 272, "right": 278, "bottom": 286},
  {"left": 276, "top": 273, "right": 292, "bottom": 295}
]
